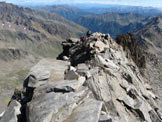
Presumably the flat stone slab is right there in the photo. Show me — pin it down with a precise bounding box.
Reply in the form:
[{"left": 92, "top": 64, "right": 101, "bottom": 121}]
[
  {"left": 27, "top": 92, "right": 76, "bottom": 122},
  {"left": 64, "top": 99, "right": 103, "bottom": 122},
  {"left": 24, "top": 59, "right": 69, "bottom": 88}
]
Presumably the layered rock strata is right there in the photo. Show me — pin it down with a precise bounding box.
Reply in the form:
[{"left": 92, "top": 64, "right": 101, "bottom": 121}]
[{"left": 0, "top": 32, "right": 161, "bottom": 122}]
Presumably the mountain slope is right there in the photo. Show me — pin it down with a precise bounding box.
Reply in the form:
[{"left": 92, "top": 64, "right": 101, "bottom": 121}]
[
  {"left": 74, "top": 12, "right": 146, "bottom": 38},
  {"left": 135, "top": 15, "right": 162, "bottom": 56},
  {"left": 0, "top": 2, "right": 87, "bottom": 59},
  {"left": 38, "top": 5, "right": 90, "bottom": 20},
  {"left": 0, "top": 2, "right": 87, "bottom": 112}
]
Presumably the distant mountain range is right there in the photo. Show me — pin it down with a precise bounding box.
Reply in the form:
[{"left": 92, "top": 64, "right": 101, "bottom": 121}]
[
  {"left": 38, "top": 5, "right": 90, "bottom": 20},
  {"left": 73, "top": 12, "right": 146, "bottom": 38},
  {"left": 38, "top": 5, "right": 162, "bottom": 38},
  {"left": 135, "top": 14, "right": 162, "bottom": 56},
  {"left": 83, "top": 6, "right": 162, "bottom": 16},
  {"left": 38, "top": 4, "right": 162, "bottom": 18},
  {"left": 0, "top": 2, "right": 86, "bottom": 60},
  {"left": 2, "top": 3, "right": 161, "bottom": 57},
  {"left": 38, "top": 5, "right": 146, "bottom": 38}
]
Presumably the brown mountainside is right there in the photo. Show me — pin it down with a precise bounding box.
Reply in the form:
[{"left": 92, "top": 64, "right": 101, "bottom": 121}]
[{"left": 0, "top": 2, "right": 87, "bottom": 112}]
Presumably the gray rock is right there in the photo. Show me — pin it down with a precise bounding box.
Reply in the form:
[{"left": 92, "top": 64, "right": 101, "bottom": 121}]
[
  {"left": 2, "top": 32, "right": 162, "bottom": 122},
  {"left": 67, "top": 38, "right": 80, "bottom": 43},
  {"left": 33, "top": 78, "right": 85, "bottom": 96},
  {"left": 99, "top": 114, "right": 119, "bottom": 122},
  {"left": 157, "top": 109, "right": 162, "bottom": 119},
  {"left": 26, "top": 92, "right": 76, "bottom": 122},
  {"left": 26, "top": 84, "right": 91, "bottom": 122},
  {"left": 24, "top": 59, "right": 69, "bottom": 88},
  {"left": 0, "top": 100, "right": 21, "bottom": 122},
  {"left": 0, "top": 111, "right": 5, "bottom": 119},
  {"left": 64, "top": 98, "right": 103, "bottom": 122},
  {"left": 134, "top": 101, "right": 152, "bottom": 122},
  {"left": 149, "top": 110, "right": 161, "bottom": 122},
  {"left": 64, "top": 70, "right": 79, "bottom": 80},
  {"left": 96, "top": 55, "right": 119, "bottom": 69}
]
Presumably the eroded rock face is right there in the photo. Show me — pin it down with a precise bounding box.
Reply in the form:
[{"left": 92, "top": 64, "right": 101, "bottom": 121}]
[
  {"left": 1, "top": 32, "right": 161, "bottom": 122},
  {"left": 116, "top": 33, "right": 146, "bottom": 70}
]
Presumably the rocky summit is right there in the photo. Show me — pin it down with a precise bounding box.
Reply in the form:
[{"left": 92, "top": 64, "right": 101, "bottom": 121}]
[{"left": 0, "top": 32, "right": 162, "bottom": 122}]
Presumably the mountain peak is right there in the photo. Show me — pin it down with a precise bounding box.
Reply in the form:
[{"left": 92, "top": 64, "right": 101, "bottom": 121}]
[{"left": 1, "top": 32, "right": 161, "bottom": 122}]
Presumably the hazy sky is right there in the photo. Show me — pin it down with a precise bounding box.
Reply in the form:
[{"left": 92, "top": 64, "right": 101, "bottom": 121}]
[{"left": 1, "top": 0, "right": 162, "bottom": 8}]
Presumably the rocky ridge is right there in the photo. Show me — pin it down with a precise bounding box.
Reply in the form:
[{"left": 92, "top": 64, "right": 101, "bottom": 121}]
[{"left": 0, "top": 32, "right": 162, "bottom": 122}]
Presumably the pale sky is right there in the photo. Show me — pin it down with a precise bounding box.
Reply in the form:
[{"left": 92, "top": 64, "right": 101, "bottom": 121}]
[{"left": 1, "top": 0, "right": 162, "bottom": 8}]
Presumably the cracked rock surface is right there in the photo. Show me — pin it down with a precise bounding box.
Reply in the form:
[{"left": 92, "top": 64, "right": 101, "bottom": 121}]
[{"left": 0, "top": 32, "right": 162, "bottom": 122}]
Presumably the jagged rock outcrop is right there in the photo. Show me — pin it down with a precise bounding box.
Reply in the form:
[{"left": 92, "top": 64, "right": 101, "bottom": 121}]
[
  {"left": 0, "top": 32, "right": 162, "bottom": 122},
  {"left": 116, "top": 33, "right": 146, "bottom": 69}
]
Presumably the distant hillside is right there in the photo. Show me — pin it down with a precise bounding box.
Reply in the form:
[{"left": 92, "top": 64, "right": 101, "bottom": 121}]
[
  {"left": 0, "top": 2, "right": 87, "bottom": 110},
  {"left": 83, "top": 5, "right": 162, "bottom": 16},
  {"left": 0, "top": 2, "right": 87, "bottom": 59},
  {"left": 38, "top": 5, "right": 90, "bottom": 20},
  {"left": 74, "top": 13, "right": 146, "bottom": 38},
  {"left": 135, "top": 14, "right": 162, "bottom": 56}
]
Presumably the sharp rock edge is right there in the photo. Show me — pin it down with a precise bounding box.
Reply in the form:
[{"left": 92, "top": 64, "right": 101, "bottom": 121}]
[{"left": 0, "top": 32, "right": 162, "bottom": 122}]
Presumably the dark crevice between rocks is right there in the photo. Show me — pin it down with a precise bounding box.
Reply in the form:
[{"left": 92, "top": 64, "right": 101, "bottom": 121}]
[
  {"left": 134, "top": 109, "right": 145, "bottom": 121},
  {"left": 99, "top": 120, "right": 113, "bottom": 122},
  {"left": 122, "top": 73, "right": 133, "bottom": 84},
  {"left": 8, "top": 75, "right": 35, "bottom": 122},
  {"left": 46, "top": 86, "right": 75, "bottom": 94},
  {"left": 117, "top": 99, "right": 145, "bottom": 122},
  {"left": 149, "top": 110, "right": 162, "bottom": 122},
  {"left": 127, "top": 89, "right": 138, "bottom": 100},
  {"left": 18, "top": 87, "right": 34, "bottom": 122}
]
